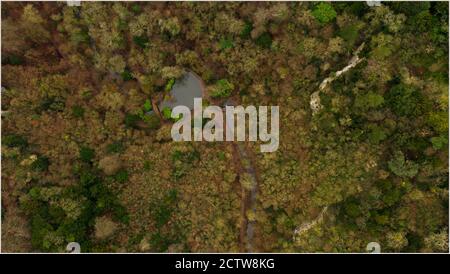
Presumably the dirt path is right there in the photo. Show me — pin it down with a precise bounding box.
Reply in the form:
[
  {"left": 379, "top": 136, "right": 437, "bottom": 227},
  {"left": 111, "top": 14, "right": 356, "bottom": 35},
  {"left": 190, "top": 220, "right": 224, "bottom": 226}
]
[{"left": 223, "top": 99, "right": 260, "bottom": 252}]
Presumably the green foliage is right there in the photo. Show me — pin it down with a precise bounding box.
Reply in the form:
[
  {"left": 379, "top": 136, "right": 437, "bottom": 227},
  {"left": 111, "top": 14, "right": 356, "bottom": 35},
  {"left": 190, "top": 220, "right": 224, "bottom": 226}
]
[
  {"left": 162, "top": 107, "right": 172, "bottom": 120},
  {"left": 143, "top": 112, "right": 161, "bottom": 129},
  {"left": 31, "top": 156, "right": 50, "bottom": 172},
  {"left": 79, "top": 146, "right": 95, "bottom": 163},
  {"left": 354, "top": 92, "right": 384, "bottom": 110},
  {"left": 338, "top": 24, "right": 361, "bottom": 46},
  {"left": 121, "top": 69, "right": 134, "bottom": 81},
  {"left": 255, "top": 32, "right": 272, "bottom": 49},
  {"left": 114, "top": 169, "right": 129, "bottom": 183},
  {"left": 1, "top": 1, "right": 448, "bottom": 253},
  {"left": 390, "top": 1, "right": 430, "bottom": 16},
  {"left": 24, "top": 164, "right": 129, "bottom": 251},
  {"left": 72, "top": 105, "right": 85, "bottom": 118},
  {"left": 71, "top": 29, "right": 90, "bottom": 44},
  {"left": 143, "top": 99, "right": 152, "bottom": 112},
  {"left": 312, "top": 2, "right": 337, "bottom": 24},
  {"left": 165, "top": 78, "right": 175, "bottom": 92},
  {"left": 143, "top": 160, "right": 152, "bottom": 171},
  {"left": 367, "top": 125, "right": 387, "bottom": 144},
  {"left": 380, "top": 184, "right": 403, "bottom": 207},
  {"left": 430, "top": 135, "right": 448, "bottom": 150},
  {"left": 211, "top": 79, "right": 234, "bottom": 98},
  {"left": 171, "top": 149, "right": 199, "bottom": 180},
  {"left": 38, "top": 96, "right": 66, "bottom": 113},
  {"left": 344, "top": 201, "right": 362, "bottom": 218},
  {"left": 388, "top": 151, "right": 419, "bottom": 178},
  {"left": 106, "top": 141, "right": 125, "bottom": 154},
  {"left": 4, "top": 55, "right": 24, "bottom": 65},
  {"left": 133, "top": 35, "right": 149, "bottom": 49},
  {"left": 124, "top": 113, "right": 141, "bottom": 128},
  {"left": 240, "top": 22, "right": 253, "bottom": 39},
  {"left": 386, "top": 84, "right": 424, "bottom": 117},
  {"left": 3, "top": 134, "right": 28, "bottom": 148},
  {"left": 427, "top": 111, "right": 448, "bottom": 134},
  {"left": 131, "top": 4, "right": 141, "bottom": 14},
  {"left": 219, "top": 37, "right": 234, "bottom": 50}
]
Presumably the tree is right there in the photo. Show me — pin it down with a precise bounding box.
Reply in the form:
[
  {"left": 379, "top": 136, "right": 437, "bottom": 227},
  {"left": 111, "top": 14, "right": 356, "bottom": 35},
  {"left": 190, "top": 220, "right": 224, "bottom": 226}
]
[
  {"left": 98, "top": 155, "right": 122, "bottom": 176},
  {"left": 312, "top": 3, "right": 337, "bottom": 25},
  {"left": 210, "top": 79, "right": 234, "bottom": 98},
  {"left": 388, "top": 151, "right": 419, "bottom": 178},
  {"left": 386, "top": 84, "right": 424, "bottom": 117}
]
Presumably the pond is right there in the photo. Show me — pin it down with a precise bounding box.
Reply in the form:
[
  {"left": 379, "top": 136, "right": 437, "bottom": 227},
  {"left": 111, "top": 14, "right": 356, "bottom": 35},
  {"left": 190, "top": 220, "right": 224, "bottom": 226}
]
[{"left": 159, "top": 71, "right": 204, "bottom": 111}]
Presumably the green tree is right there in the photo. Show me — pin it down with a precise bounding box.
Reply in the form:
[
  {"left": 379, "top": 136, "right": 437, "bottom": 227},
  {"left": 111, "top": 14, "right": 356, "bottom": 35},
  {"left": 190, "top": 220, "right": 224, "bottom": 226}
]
[
  {"left": 312, "top": 3, "right": 337, "bottom": 24},
  {"left": 388, "top": 151, "right": 419, "bottom": 178}
]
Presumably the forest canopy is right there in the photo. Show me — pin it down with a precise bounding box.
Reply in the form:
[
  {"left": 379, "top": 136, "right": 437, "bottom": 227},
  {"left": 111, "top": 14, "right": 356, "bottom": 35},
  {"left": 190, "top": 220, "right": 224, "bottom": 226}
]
[{"left": 1, "top": 1, "right": 448, "bottom": 253}]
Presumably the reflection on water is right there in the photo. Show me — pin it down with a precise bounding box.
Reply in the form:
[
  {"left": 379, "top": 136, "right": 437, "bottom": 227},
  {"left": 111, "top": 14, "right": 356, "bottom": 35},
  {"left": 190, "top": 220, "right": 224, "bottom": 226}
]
[{"left": 159, "top": 71, "right": 203, "bottom": 111}]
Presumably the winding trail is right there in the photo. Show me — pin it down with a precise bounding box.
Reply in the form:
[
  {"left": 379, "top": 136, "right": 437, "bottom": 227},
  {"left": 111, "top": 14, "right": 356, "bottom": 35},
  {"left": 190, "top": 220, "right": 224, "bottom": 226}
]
[
  {"left": 310, "top": 43, "right": 366, "bottom": 114},
  {"left": 296, "top": 43, "right": 366, "bottom": 241}
]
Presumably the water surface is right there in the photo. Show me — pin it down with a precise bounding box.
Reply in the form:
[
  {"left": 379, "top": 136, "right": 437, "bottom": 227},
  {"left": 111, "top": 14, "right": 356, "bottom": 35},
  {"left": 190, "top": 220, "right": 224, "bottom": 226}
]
[{"left": 159, "top": 72, "right": 204, "bottom": 111}]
